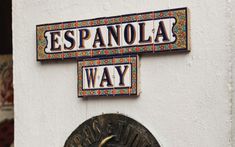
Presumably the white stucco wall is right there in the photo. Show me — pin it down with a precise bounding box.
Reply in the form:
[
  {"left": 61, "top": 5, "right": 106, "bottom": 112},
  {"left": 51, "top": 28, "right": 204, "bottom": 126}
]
[
  {"left": 232, "top": 0, "right": 235, "bottom": 146},
  {"left": 13, "top": 0, "right": 233, "bottom": 147}
]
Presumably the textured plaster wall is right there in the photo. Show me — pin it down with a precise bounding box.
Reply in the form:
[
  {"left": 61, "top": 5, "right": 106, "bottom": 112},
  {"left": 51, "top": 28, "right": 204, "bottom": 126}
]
[
  {"left": 13, "top": 0, "right": 232, "bottom": 147},
  {"left": 232, "top": 0, "right": 235, "bottom": 146}
]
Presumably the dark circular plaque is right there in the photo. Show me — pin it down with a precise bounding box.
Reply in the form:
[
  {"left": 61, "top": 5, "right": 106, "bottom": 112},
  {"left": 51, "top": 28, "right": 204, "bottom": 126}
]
[{"left": 64, "top": 113, "right": 161, "bottom": 147}]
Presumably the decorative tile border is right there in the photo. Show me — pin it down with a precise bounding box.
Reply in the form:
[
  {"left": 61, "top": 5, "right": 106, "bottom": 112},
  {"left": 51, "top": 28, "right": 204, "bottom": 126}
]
[
  {"left": 36, "top": 7, "right": 189, "bottom": 61},
  {"left": 77, "top": 55, "right": 139, "bottom": 97}
]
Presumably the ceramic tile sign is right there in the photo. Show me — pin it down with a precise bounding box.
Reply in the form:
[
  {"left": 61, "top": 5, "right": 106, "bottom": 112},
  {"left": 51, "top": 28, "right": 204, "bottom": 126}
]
[
  {"left": 36, "top": 7, "right": 189, "bottom": 61},
  {"left": 77, "top": 55, "right": 139, "bottom": 97}
]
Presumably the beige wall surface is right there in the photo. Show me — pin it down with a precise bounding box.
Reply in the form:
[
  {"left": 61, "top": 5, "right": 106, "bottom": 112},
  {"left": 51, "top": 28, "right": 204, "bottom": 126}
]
[
  {"left": 232, "top": 0, "right": 235, "bottom": 146},
  {"left": 13, "top": 0, "right": 233, "bottom": 147}
]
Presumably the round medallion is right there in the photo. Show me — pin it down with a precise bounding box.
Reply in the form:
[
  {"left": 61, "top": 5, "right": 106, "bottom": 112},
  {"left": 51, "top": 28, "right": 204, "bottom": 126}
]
[{"left": 64, "top": 113, "right": 161, "bottom": 147}]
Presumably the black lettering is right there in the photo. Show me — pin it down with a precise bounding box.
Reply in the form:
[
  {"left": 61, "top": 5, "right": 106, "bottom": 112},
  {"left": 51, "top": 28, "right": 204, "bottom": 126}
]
[
  {"left": 100, "top": 67, "right": 113, "bottom": 87},
  {"left": 50, "top": 31, "right": 61, "bottom": 51},
  {"left": 107, "top": 25, "right": 121, "bottom": 46},
  {"left": 64, "top": 30, "right": 75, "bottom": 50},
  {"left": 124, "top": 24, "right": 136, "bottom": 45},
  {"left": 85, "top": 68, "right": 97, "bottom": 88},
  {"left": 115, "top": 65, "right": 129, "bottom": 86},
  {"left": 155, "top": 21, "right": 170, "bottom": 42},
  {"left": 93, "top": 28, "right": 106, "bottom": 48},
  {"left": 139, "top": 23, "right": 152, "bottom": 43},
  {"left": 79, "top": 29, "right": 90, "bottom": 48}
]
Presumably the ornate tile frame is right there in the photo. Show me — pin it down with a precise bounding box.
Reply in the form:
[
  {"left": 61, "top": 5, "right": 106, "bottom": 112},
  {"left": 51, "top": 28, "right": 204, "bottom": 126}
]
[
  {"left": 36, "top": 7, "right": 189, "bottom": 61},
  {"left": 77, "top": 55, "right": 139, "bottom": 97}
]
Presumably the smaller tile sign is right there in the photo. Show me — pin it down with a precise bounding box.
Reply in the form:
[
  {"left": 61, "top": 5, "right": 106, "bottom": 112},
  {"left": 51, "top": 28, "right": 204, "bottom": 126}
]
[{"left": 77, "top": 55, "right": 139, "bottom": 97}]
